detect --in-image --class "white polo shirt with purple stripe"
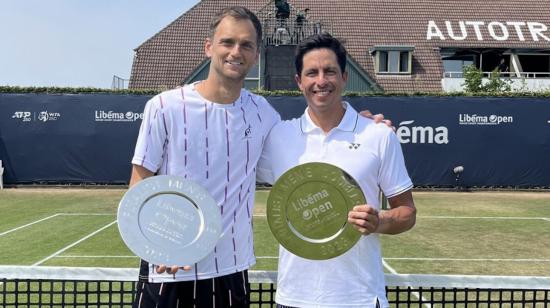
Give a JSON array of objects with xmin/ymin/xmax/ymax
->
[
  {"xmin": 132, "ymin": 82, "xmax": 280, "ymax": 282},
  {"xmin": 257, "ymin": 102, "xmax": 413, "ymax": 307}
]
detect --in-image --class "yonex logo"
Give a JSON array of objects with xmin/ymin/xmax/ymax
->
[
  {"xmin": 244, "ymin": 125, "xmax": 252, "ymax": 138},
  {"xmin": 349, "ymin": 143, "xmax": 361, "ymax": 149}
]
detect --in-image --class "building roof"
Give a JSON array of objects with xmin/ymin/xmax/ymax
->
[{"xmin": 129, "ymin": 0, "xmax": 550, "ymax": 92}]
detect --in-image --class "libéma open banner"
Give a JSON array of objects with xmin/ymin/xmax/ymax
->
[{"xmin": 1, "ymin": 93, "xmax": 548, "ymax": 188}]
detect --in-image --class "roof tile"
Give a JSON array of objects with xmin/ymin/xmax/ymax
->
[{"xmin": 129, "ymin": 0, "xmax": 550, "ymax": 92}]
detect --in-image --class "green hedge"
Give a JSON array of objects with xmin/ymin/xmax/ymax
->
[
  {"xmin": 1, "ymin": 85, "xmax": 550, "ymax": 98},
  {"xmin": 0, "ymin": 86, "xmax": 159, "ymax": 95}
]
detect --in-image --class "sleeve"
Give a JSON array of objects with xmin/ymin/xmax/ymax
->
[
  {"xmin": 256, "ymin": 125, "xmax": 277, "ymax": 185},
  {"xmin": 131, "ymin": 96, "xmax": 168, "ymax": 173},
  {"xmin": 256, "ymin": 98, "xmax": 281, "ymax": 184},
  {"xmin": 378, "ymin": 128, "xmax": 414, "ymax": 198}
]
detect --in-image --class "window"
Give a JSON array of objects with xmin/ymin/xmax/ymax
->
[
  {"xmin": 372, "ymin": 46, "xmax": 414, "ymax": 74},
  {"xmin": 245, "ymin": 59, "xmax": 261, "ymax": 89},
  {"xmin": 442, "ymin": 59, "xmax": 474, "ymax": 73},
  {"xmin": 379, "ymin": 52, "xmax": 388, "ymax": 73},
  {"xmin": 442, "ymin": 56, "xmax": 474, "ymax": 78},
  {"xmin": 246, "ymin": 63, "xmax": 260, "ymax": 79}
]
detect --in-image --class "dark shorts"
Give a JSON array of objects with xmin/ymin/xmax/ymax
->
[{"xmin": 133, "ymin": 270, "xmax": 250, "ymax": 308}]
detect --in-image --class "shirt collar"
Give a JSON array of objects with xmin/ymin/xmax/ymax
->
[{"xmin": 300, "ymin": 101, "xmax": 359, "ymax": 134}]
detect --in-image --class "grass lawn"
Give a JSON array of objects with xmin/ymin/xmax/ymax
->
[{"xmin": 1, "ymin": 188, "xmax": 549, "ymax": 276}]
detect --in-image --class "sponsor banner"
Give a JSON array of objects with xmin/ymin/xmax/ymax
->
[
  {"xmin": 426, "ymin": 20, "xmax": 550, "ymax": 42},
  {"xmin": 0, "ymin": 93, "xmax": 152, "ymax": 184},
  {"xmin": 94, "ymin": 110, "xmax": 143, "ymax": 122},
  {"xmin": 0, "ymin": 94, "xmax": 549, "ymax": 187},
  {"xmin": 12, "ymin": 110, "xmax": 62, "ymax": 122},
  {"xmin": 458, "ymin": 114, "xmax": 513, "ymax": 125},
  {"xmin": 270, "ymin": 95, "xmax": 550, "ymax": 187}
]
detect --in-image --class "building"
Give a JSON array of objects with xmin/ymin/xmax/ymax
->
[{"xmin": 129, "ymin": 0, "xmax": 550, "ymax": 93}]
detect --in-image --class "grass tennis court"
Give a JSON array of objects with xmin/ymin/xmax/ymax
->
[{"xmin": 1, "ymin": 188, "xmax": 549, "ymax": 276}]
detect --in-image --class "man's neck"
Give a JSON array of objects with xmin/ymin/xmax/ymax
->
[
  {"xmin": 307, "ymin": 102, "xmax": 346, "ymax": 134},
  {"xmin": 196, "ymin": 75, "xmax": 243, "ymax": 104}
]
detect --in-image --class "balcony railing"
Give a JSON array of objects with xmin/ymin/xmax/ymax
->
[
  {"xmin": 112, "ymin": 75, "xmax": 129, "ymax": 90},
  {"xmin": 442, "ymin": 73, "xmax": 550, "ymax": 92},
  {"xmin": 256, "ymin": 1, "xmax": 331, "ymax": 46},
  {"xmin": 263, "ymin": 18, "xmax": 325, "ymax": 46},
  {"xmin": 444, "ymin": 71, "xmax": 550, "ymax": 78}
]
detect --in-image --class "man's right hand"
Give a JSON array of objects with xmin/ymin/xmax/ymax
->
[
  {"xmin": 155, "ymin": 264, "xmax": 192, "ymax": 274},
  {"xmin": 359, "ymin": 110, "xmax": 394, "ymax": 131}
]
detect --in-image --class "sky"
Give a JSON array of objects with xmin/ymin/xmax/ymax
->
[{"xmin": 0, "ymin": 0, "xmax": 200, "ymax": 89}]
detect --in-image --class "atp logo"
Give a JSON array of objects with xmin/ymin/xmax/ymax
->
[
  {"xmin": 348, "ymin": 143, "xmax": 361, "ymax": 149},
  {"xmin": 12, "ymin": 111, "xmax": 32, "ymax": 122}
]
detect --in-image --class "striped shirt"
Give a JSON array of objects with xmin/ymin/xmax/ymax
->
[{"xmin": 132, "ymin": 82, "xmax": 280, "ymax": 282}]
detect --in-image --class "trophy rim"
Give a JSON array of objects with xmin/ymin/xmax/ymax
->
[
  {"xmin": 117, "ymin": 175, "xmax": 221, "ymax": 266},
  {"xmin": 267, "ymin": 162, "xmax": 365, "ymax": 260}
]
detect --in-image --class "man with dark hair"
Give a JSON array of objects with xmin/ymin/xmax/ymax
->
[
  {"xmin": 130, "ymin": 6, "xmax": 392, "ymax": 307},
  {"xmin": 258, "ymin": 33, "xmax": 416, "ymax": 307},
  {"xmin": 295, "ymin": 8, "xmax": 309, "ymax": 40},
  {"xmin": 130, "ymin": 6, "xmax": 279, "ymax": 308},
  {"xmin": 497, "ymin": 58, "xmax": 509, "ymax": 73}
]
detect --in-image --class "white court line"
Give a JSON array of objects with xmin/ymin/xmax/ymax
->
[
  {"xmin": 257, "ymin": 256, "xmax": 550, "ymax": 262},
  {"xmin": 384, "ymin": 257, "xmax": 550, "ymax": 262},
  {"xmin": 383, "ymin": 259, "xmax": 431, "ymax": 307},
  {"xmin": 0, "ymin": 214, "xmax": 60, "ymax": 237},
  {"xmin": 57, "ymin": 255, "xmax": 138, "ymax": 258},
  {"xmin": 55, "ymin": 255, "xmax": 279, "ymax": 259},
  {"xmin": 32, "ymin": 220, "xmax": 117, "ymax": 266},
  {"xmin": 57, "ymin": 213, "xmax": 113, "ymax": 216},
  {"xmin": 0, "ymin": 213, "xmax": 114, "ymax": 237},
  {"xmin": 253, "ymin": 214, "xmax": 549, "ymax": 220},
  {"xmin": 420, "ymin": 216, "xmax": 548, "ymax": 220},
  {"xmin": 52, "ymin": 255, "xmax": 550, "ymax": 262}
]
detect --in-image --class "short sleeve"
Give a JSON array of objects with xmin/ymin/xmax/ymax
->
[
  {"xmin": 256, "ymin": 126, "xmax": 277, "ymax": 185},
  {"xmin": 378, "ymin": 129, "xmax": 413, "ymax": 198},
  {"xmin": 131, "ymin": 96, "xmax": 168, "ymax": 173}
]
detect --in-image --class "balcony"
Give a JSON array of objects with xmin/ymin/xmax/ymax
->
[{"xmin": 256, "ymin": 1, "xmax": 330, "ymax": 46}]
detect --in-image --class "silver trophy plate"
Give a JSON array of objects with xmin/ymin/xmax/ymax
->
[
  {"xmin": 117, "ymin": 175, "xmax": 221, "ymax": 265},
  {"xmin": 267, "ymin": 162, "xmax": 365, "ymax": 260}
]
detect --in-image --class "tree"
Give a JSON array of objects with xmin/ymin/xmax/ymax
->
[{"xmin": 462, "ymin": 65, "xmax": 511, "ymax": 93}]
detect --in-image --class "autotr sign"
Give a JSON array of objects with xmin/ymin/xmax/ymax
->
[{"xmin": 427, "ymin": 21, "xmax": 550, "ymax": 42}]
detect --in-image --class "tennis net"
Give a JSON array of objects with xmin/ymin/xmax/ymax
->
[{"xmin": 1, "ymin": 265, "xmax": 549, "ymax": 307}]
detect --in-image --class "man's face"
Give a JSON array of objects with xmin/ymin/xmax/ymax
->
[
  {"xmin": 205, "ymin": 16, "xmax": 259, "ymax": 83},
  {"xmin": 296, "ymin": 48, "xmax": 347, "ymax": 111}
]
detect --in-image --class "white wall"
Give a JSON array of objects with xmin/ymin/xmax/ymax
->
[{"xmin": 442, "ymin": 78, "xmax": 550, "ymax": 92}]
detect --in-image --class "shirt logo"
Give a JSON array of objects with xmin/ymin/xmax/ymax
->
[
  {"xmin": 349, "ymin": 143, "xmax": 361, "ymax": 149},
  {"xmin": 244, "ymin": 125, "xmax": 252, "ymax": 138}
]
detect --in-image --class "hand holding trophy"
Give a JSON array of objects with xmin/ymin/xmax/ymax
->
[{"xmin": 117, "ymin": 175, "xmax": 221, "ymax": 269}]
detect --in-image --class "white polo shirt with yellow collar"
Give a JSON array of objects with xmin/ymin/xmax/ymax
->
[{"xmin": 257, "ymin": 102, "xmax": 413, "ymax": 308}]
